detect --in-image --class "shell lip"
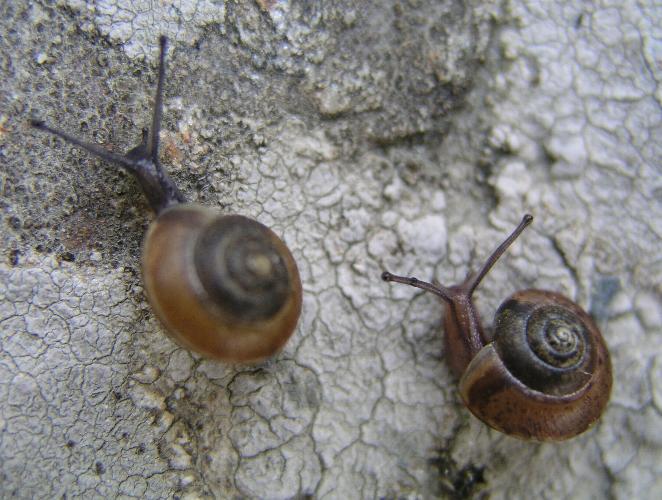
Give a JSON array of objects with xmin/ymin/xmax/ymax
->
[
  {"xmin": 459, "ymin": 344, "xmax": 594, "ymax": 406},
  {"xmin": 458, "ymin": 339, "xmax": 612, "ymax": 441}
]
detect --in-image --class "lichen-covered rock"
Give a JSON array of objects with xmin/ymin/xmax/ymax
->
[{"xmin": 1, "ymin": 0, "xmax": 660, "ymax": 498}]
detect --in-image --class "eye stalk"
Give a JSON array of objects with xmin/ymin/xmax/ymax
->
[{"xmin": 31, "ymin": 36, "xmax": 184, "ymax": 214}]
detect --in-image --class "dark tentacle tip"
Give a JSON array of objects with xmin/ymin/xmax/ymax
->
[
  {"xmin": 381, "ymin": 271, "xmax": 393, "ymax": 282},
  {"xmin": 523, "ymin": 214, "xmax": 534, "ymax": 224},
  {"xmin": 159, "ymin": 35, "xmax": 167, "ymax": 49}
]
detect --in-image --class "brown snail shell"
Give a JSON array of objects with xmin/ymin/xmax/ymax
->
[
  {"xmin": 459, "ymin": 290, "xmax": 611, "ymax": 440},
  {"xmin": 382, "ymin": 215, "xmax": 613, "ymax": 441},
  {"xmin": 143, "ymin": 206, "xmax": 301, "ymax": 362},
  {"xmin": 31, "ymin": 37, "xmax": 302, "ymax": 362}
]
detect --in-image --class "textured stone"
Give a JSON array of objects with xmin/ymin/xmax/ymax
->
[{"xmin": 1, "ymin": 0, "xmax": 660, "ymax": 498}]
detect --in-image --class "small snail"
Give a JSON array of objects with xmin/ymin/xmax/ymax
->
[
  {"xmin": 31, "ymin": 37, "xmax": 302, "ymax": 363},
  {"xmin": 382, "ymin": 215, "xmax": 612, "ymax": 441}
]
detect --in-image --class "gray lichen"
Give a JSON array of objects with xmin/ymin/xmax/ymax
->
[{"xmin": 1, "ymin": 0, "xmax": 661, "ymax": 498}]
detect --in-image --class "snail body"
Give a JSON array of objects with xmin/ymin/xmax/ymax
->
[
  {"xmin": 31, "ymin": 37, "xmax": 302, "ymax": 362},
  {"xmin": 382, "ymin": 215, "xmax": 612, "ymax": 441}
]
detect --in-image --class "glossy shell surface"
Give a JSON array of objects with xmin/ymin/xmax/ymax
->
[
  {"xmin": 142, "ymin": 205, "xmax": 302, "ymax": 362},
  {"xmin": 458, "ymin": 290, "xmax": 612, "ymax": 440}
]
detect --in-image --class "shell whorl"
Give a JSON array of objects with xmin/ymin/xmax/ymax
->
[
  {"xmin": 194, "ymin": 215, "xmax": 291, "ymax": 322},
  {"xmin": 493, "ymin": 290, "xmax": 596, "ymax": 396}
]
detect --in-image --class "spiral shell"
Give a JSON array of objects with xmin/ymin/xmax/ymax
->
[
  {"xmin": 459, "ymin": 290, "xmax": 612, "ymax": 440},
  {"xmin": 143, "ymin": 205, "xmax": 302, "ymax": 362}
]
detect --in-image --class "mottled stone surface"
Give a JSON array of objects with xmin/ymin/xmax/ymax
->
[{"xmin": 1, "ymin": 0, "xmax": 660, "ymax": 498}]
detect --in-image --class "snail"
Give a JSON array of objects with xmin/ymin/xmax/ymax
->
[
  {"xmin": 382, "ymin": 215, "xmax": 612, "ymax": 441},
  {"xmin": 30, "ymin": 36, "xmax": 302, "ymax": 363}
]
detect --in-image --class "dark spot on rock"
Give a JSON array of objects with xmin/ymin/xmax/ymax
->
[
  {"xmin": 575, "ymin": 13, "xmax": 585, "ymax": 29},
  {"xmin": 8, "ymin": 249, "xmax": 20, "ymax": 266},
  {"xmin": 453, "ymin": 464, "xmax": 485, "ymax": 499},
  {"xmin": 59, "ymin": 251, "xmax": 76, "ymax": 262},
  {"xmin": 95, "ymin": 461, "xmax": 105, "ymax": 475},
  {"xmin": 7, "ymin": 215, "xmax": 21, "ymax": 230},
  {"xmin": 429, "ymin": 450, "xmax": 486, "ymax": 499}
]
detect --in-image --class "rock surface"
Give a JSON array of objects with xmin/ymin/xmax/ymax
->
[{"xmin": 1, "ymin": 0, "xmax": 660, "ymax": 498}]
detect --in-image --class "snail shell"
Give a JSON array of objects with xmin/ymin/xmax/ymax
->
[
  {"xmin": 459, "ymin": 290, "xmax": 612, "ymax": 440},
  {"xmin": 382, "ymin": 215, "xmax": 613, "ymax": 441},
  {"xmin": 143, "ymin": 205, "xmax": 302, "ymax": 362}
]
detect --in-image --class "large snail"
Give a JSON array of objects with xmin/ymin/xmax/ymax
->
[
  {"xmin": 31, "ymin": 37, "xmax": 302, "ymax": 363},
  {"xmin": 382, "ymin": 215, "xmax": 612, "ymax": 440}
]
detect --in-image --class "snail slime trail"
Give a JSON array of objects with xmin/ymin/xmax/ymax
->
[
  {"xmin": 31, "ymin": 37, "xmax": 302, "ymax": 363},
  {"xmin": 382, "ymin": 215, "xmax": 612, "ymax": 441}
]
